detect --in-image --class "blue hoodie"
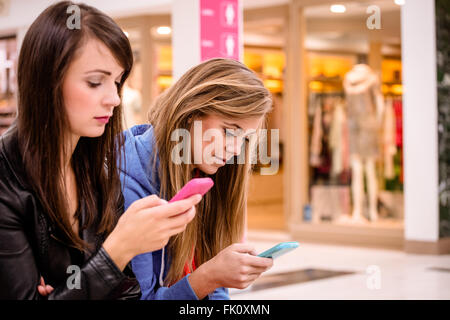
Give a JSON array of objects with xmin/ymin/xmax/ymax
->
[{"xmin": 119, "ymin": 124, "xmax": 229, "ymax": 300}]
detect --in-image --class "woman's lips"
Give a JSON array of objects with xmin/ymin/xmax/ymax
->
[
  {"xmin": 94, "ymin": 116, "xmax": 110, "ymax": 124},
  {"xmin": 214, "ymin": 156, "xmax": 226, "ymax": 165}
]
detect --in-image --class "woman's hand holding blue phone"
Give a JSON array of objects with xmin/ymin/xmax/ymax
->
[
  {"xmin": 188, "ymin": 243, "xmax": 274, "ymax": 297},
  {"xmin": 257, "ymin": 241, "xmax": 300, "ymax": 259}
]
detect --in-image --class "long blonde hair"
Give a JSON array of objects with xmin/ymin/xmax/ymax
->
[{"xmin": 148, "ymin": 58, "xmax": 272, "ymax": 285}]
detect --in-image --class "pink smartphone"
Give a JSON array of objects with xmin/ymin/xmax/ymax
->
[{"xmin": 169, "ymin": 177, "xmax": 214, "ymax": 203}]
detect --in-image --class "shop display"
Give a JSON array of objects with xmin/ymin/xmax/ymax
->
[
  {"xmin": 383, "ymin": 96, "xmax": 403, "ymax": 191},
  {"xmin": 309, "ymin": 94, "xmax": 350, "ymax": 184},
  {"xmin": 311, "ymin": 185, "xmax": 351, "ymax": 223},
  {"xmin": 307, "ymin": 56, "xmax": 404, "ymax": 226},
  {"xmin": 343, "ymin": 64, "xmax": 384, "ymax": 223}
]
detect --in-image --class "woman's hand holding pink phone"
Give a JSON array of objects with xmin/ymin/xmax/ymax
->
[{"xmin": 169, "ymin": 178, "xmax": 214, "ymax": 203}]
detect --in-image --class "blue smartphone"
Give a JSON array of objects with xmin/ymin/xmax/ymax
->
[{"xmin": 257, "ymin": 241, "xmax": 299, "ymax": 259}]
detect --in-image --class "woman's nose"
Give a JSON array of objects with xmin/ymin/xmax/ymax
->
[
  {"xmin": 103, "ymin": 84, "xmax": 121, "ymax": 108},
  {"xmin": 226, "ymin": 136, "xmax": 244, "ymax": 156}
]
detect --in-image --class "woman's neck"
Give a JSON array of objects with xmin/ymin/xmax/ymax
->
[
  {"xmin": 62, "ymin": 133, "xmax": 81, "ymax": 234},
  {"xmin": 63, "ymin": 133, "xmax": 80, "ymax": 172}
]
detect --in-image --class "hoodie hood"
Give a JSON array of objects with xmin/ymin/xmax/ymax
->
[
  {"xmin": 120, "ymin": 124, "xmax": 169, "ymax": 287},
  {"xmin": 120, "ymin": 124, "xmax": 161, "ymax": 209}
]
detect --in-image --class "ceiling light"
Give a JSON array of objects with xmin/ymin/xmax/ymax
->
[
  {"xmin": 157, "ymin": 26, "xmax": 172, "ymax": 35},
  {"xmin": 394, "ymin": 0, "xmax": 405, "ymax": 5},
  {"xmin": 330, "ymin": 4, "xmax": 346, "ymax": 13}
]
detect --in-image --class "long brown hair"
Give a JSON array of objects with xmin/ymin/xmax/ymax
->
[
  {"xmin": 16, "ymin": 1, "xmax": 133, "ymax": 251},
  {"xmin": 149, "ymin": 58, "xmax": 272, "ymax": 285}
]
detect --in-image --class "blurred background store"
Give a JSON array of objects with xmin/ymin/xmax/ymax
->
[{"xmin": 0, "ymin": 0, "xmax": 449, "ymax": 299}]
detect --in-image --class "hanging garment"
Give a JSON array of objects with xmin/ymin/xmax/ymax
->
[
  {"xmin": 330, "ymin": 102, "xmax": 345, "ymax": 176},
  {"xmin": 343, "ymin": 64, "xmax": 383, "ymax": 159},
  {"xmin": 393, "ymin": 99, "xmax": 403, "ymax": 147},
  {"xmin": 393, "ymin": 98, "xmax": 404, "ymax": 183},
  {"xmin": 310, "ymin": 102, "xmax": 323, "ymax": 167},
  {"xmin": 318, "ymin": 98, "xmax": 333, "ymax": 176},
  {"xmin": 341, "ymin": 109, "xmax": 350, "ymax": 173},
  {"xmin": 383, "ymin": 98, "xmax": 397, "ymax": 179}
]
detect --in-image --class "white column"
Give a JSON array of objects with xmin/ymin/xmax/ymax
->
[
  {"xmin": 172, "ymin": 0, "xmax": 200, "ymax": 81},
  {"xmin": 402, "ymin": 0, "xmax": 439, "ymax": 242},
  {"xmin": 171, "ymin": 0, "xmax": 242, "ymax": 80}
]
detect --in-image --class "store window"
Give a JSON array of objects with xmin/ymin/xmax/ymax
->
[
  {"xmin": 120, "ymin": 27, "xmax": 143, "ymax": 129},
  {"xmin": 155, "ymin": 45, "xmax": 173, "ymax": 94},
  {"xmin": 118, "ymin": 18, "xmax": 172, "ymax": 128},
  {"xmin": 244, "ymin": 48, "xmax": 285, "ymax": 168},
  {"xmin": 304, "ymin": 1, "xmax": 404, "ymax": 229},
  {"xmin": 0, "ymin": 36, "xmax": 17, "ymax": 136},
  {"xmin": 242, "ymin": 44, "xmax": 286, "ymax": 231}
]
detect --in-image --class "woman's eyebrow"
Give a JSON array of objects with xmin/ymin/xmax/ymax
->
[
  {"xmin": 85, "ymin": 69, "xmax": 124, "ymax": 81},
  {"xmin": 223, "ymin": 121, "xmax": 242, "ymax": 130},
  {"xmin": 84, "ymin": 69, "xmax": 111, "ymax": 75},
  {"xmin": 223, "ymin": 121, "xmax": 256, "ymax": 136}
]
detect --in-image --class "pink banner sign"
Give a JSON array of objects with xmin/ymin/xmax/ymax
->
[{"xmin": 200, "ymin": 0, "xmax": 240, "ymax": 61}]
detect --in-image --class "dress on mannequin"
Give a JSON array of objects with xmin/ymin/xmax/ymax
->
[{"xmin": 343, "ymin": 64, "xmax": 384, "ymax": 223}]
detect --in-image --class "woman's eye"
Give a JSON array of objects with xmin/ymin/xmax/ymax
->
[
  {"xmin": 87, "ymin": 81, "xmax": 101, "ymax": 88},
  {"xmin": 224, "ymin": 128, "xmax": 235, "ymax": 136}
]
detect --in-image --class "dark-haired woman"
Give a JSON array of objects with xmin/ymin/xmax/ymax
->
[{"xmin": 0, "ymin": 1, "xmax": 200, "ymax": 300}]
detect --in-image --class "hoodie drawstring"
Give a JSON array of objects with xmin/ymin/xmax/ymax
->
[{"xmin": 159, "ymin": 247, "xmax": 165, "ymax": 287}]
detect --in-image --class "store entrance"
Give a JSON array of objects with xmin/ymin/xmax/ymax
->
[
  {"xmin": 244, "ymin": 0, "xmax": 405, "ymax": 248},
  {"xmin": 286, "ymin": 0, "xmax": 405, "ymax": 249},
  {"xmin": 243, "ymin": 10, "xmax": 286, "ymax": 231},
  {"xmin": 304, "ymin": 1, "xmax": 403, "ymax": 225}
]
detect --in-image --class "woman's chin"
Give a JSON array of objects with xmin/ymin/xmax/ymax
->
[
  {"xmin": 78, "ymin": 127, "xmax": 106, "ymax": 138},
  {"xmin": 196, "ymin": 163, "xmax": 220, "ymax": 175}
]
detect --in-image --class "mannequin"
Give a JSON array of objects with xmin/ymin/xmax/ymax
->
[{"xmin": 343, "ymin": 64, "xmax": 384, "ymax": 223}]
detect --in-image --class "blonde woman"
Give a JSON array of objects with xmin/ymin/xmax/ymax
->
[{"xmin": 120, "ymin": 58, "xmax": 274, "ymax": 300}]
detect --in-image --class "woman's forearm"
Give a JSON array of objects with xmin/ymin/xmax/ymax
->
[
  {"xmin": 187, "ymin": 263, "xmax": 219, "ymax": 300},
  {"xmin": 47, "ymin": 247, "xmax": 129, "ymax": 299},
  {"xmin": 102, "ymin": 231, "xmax": 134, "ymax": 272}
]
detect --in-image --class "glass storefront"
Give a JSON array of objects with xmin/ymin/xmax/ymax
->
[{"xmin": 0, "ymin": 36, "xmax": 17, "ymax": 135}]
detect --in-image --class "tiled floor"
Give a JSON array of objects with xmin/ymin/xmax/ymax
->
[{"xmin": 230, "ymin": 230, "xmax": 450, "ymax": 300}]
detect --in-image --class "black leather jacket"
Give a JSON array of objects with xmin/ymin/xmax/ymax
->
[{"xmin": 0, "ymin": 129, "xmax": 141, "ymax": 299}]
